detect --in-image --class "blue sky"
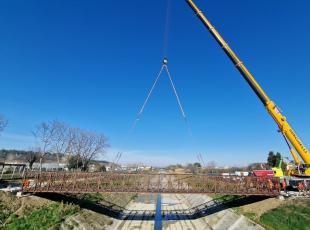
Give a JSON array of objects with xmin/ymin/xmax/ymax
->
[{"xmin": 0, "ymin": 0, "xmax": 309, "ymax": 166}]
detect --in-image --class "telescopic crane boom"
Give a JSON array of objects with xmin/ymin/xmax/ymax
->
[{"xmin": 186, "ymin": 0, "xmax": 310, "ymax": 175}]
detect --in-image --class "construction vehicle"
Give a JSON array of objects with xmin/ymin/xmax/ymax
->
[
  {"xmin": 186, "ymin": 0, "xmax": 310, "ymax": 177},
  {"xmin": 252, "ymin": 170, "xmax": 274, "ymax": 177},
  {"xmin": 272, "ymin": 156, "xmax": 308, "ymax": 177},
  {"xmin": 272, "ymin": 157, "xmax": 285, "ymax": 177}
]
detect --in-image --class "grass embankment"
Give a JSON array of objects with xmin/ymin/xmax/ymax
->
[
  {"xmin": 76, "ymin": 192, "xmax": 137, "ymax": 209},
  {"xmin": 209, "ymin": 194, "xmax": 310, "ymax": 230},
  {"xmin": 211, "ymin": 194, "xmax": 240, "ymax": 202},
  {"xmin": 0, "ymin": 191, "xmax": 79, "ymax": 229},
  {"xmin": 63, "ymin": 192, "xmax": 137, "ymax": 228},
  {"xmin": 235, "ymin": 199, "xmax": 310, "ymax": 230},
  {"xmin": 0, "ymin": 200, "xmax": 13, "ymax": 226},
  {"xmin": 0, "ymin": 191, "xmax": 21, "ymax": 226},
  {"xmin": 1, "ymin": 191, "xmax": 137, "ymax": 229},
  {"xmin": 256, "ymin": 202, "xmax": 310, "ymax": 230},
  {"xmin": 3, "ymin": 203, "xmax": 79, "ymax": 230}
]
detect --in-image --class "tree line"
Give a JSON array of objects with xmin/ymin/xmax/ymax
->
[
  {"xmin": 32, "ymin": 120, "xmax": 109, "ymax": 171},
  {"xmin": 0, "ymin": 149, "xmax": 63, "ymax": 169},
  {"xmin": 0, "ymin": 115, "xmax": 109, "ymax": 172},
  {"xmin": 0, "ymin": 113, "xmax": 289, "ymax": 172},
  {"xmin": 166, "ymin": 151, "xmax": 287, "ymax": 174}
]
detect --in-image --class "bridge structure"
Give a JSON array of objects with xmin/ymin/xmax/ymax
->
[
  {"xmin": 0, "ymin": 162, "xmax": 26, "ymax": 180},
  {"xmin": 22, "ymin": 172, "xmax": 280, "ymax": 196}
]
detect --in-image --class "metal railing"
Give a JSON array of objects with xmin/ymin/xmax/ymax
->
[{"xmin": 22, "ymin": 172, "xmax": 280, "ymax": 196}]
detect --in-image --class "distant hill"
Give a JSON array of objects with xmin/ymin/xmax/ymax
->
[
  {"xmin": 0, "ymin": 149, "xmax": 111, "ymax": 165},
  {"xmin": 0, "ymin": 149, "xmax": 65, "ymax": 163}
]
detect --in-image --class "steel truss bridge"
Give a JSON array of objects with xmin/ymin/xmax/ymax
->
[{"xmin": 22, "ymin": 172, "xmax": 280, "ymax": 196}]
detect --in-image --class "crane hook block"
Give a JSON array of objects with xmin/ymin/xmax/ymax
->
[{"xmin": 163, "ymin": 58, "xmax": 168, "ymax": 65}]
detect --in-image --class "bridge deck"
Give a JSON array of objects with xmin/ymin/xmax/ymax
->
[{"xmin": 22, "ymin": 172, "xmax": 280, "ymax": 196}]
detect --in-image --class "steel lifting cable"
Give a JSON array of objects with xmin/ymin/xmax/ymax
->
[
  {"xmin": 137, "ymin": 65, "xmax": 165, "ymax": 119},
  {"xmin": 131, "ymin": 60, "xmax": 192, "ymax": 137},
  {"xmin": 130, "ymin": 65, "xmax": 165, "ymax": 132},
  {"xmin": 165, "ymin": 64, "xmax": 186, "ymax": 119},
  {"xmin": 164, "ymin": 64, "xmax": 193, "ymax": 137},
  {"xmin": 130, "ymin": 0, "xmax": 193, "ymax": 137},
  {"xmin": 163, "ymin": 0, "xmax": 171, "ymax": 57}
]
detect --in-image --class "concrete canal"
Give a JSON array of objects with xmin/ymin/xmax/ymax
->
[{"xmin": 111, "ymin": 194, "xmax": 264, "ymax": 230}]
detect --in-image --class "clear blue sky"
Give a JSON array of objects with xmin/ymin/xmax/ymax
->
[{"xmin": 0, "ymin": 0, "xmax": 309, "ymax": 166}]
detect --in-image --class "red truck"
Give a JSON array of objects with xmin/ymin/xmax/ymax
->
[{"xmin": 252, "ymin": 170, "xmax": 275, "ymax": 177}]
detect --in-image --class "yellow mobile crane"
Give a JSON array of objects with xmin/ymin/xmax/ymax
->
[{"xmin": 186, "ymin": 0, "xmax": 310, "ymax": 176}]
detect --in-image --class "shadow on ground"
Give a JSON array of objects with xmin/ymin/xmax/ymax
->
[{"xmin": 36, "ymin": 193, "xmax": 269, "ymax": 221}]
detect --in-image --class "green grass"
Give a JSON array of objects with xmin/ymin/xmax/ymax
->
[
  {"xmin": 212, "ymin": 194, "xmax": 240, "ymax": 203},
  {"xmin": 243, "ymin": 211, "xmax": 258, "ymax": 221},
  {"xmin": 0, "ymin": 202, "xmax": 12, "ymax": 226},
  {"xmin": 260, "ymin": 204, "xmax": 310, "ymax": 230},
  {"xmin": 3, "ymin": 203, "xmax": 80, "ymax": 230},
  {"xmin": 80, "ymin": 192, "xmax": 104, "ymax": 203},
  {"xmin": 0, "ymin": 192, "xmax": 20, "ymax": 226},
  {"xmin": 0, "ymin": 174, "xmax": 23, "ymax": 180},
  {"xmin": 76, "ymin": 192, "xmax": 137, "ymax": 208},
  {"xmin": 221, "ymin": 195, "xmax": 310, "ymax": 230}
]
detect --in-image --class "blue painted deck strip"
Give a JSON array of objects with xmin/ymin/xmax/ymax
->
[{"xmin": 154, "ymin": 193, "xmax": 162, "ymax": 230}]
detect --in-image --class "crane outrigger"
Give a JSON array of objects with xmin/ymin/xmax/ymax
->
[{"xmin": 186, "ymin": 0, "xmax": 310, "ymax": 176}]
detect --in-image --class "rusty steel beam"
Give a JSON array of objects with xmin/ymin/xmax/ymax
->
[{"xmin": 22, "ymin": 172, "xmax": 280, "ymax": 196}]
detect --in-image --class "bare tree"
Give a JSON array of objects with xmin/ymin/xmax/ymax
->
[
  {"xmin": 70, "ymin": 128, "xmax": 86, "ymax": 170},
  {"xmin": 80, "ymin": 131, "xmax": 108, "ymax": 171},
  {"xmin": 26, "ymin": 149, "xmax": 39, "ymax": 170},
  {"xmin": 32, "ymin": 120, "xmax": 109, "ymax": 172},
  {"xmin": 65, "ymin": 127, "xmax": 77, "ymax": 157},
  {"xmin": 32, "ymin": 122, "xmax": 56, "ymax": 171},
  {"xmin": 50, "ymin": 120, "xmax": 70, "ymax": 166},
  {"xmin": 69, "ymin": 129, "xmax": 108, "ymax": 171},
  {"xmin": 0, "ymin": 115, "xmax": 8, "ymax": 133},
  {"xmin": 205, "ymin": 161, "xmax": 217, "ymax": 174}
]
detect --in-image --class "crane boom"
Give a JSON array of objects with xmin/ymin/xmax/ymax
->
[{"xmin": 186, "ymin": 0, "xmax": 310, "ymax": 170}]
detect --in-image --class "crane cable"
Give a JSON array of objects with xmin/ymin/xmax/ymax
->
[
  {"xmin": 163, "ymin": 0, "xmax": 171, "ymax": 58},
  {"xmin": 131, "ymin": 59, "xmax": 192, "ymax": 137},
  {"xmin": 164, "ymin": 63, "xmax": 192, "ymax": 136},
  {"xmin": 165, "ymin": 64, "xmax": 186, "ymax": 119},
  {"xmin": 130, "ymin": 65, "xmax": 165, "ymax": 132},
  {"xmin": 136, "ymin": 65, "xmax": 164, "ymax": 120},
  {"xmin": 130, "ymin": 0, "xmax": 192, "ymax": 137}
]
